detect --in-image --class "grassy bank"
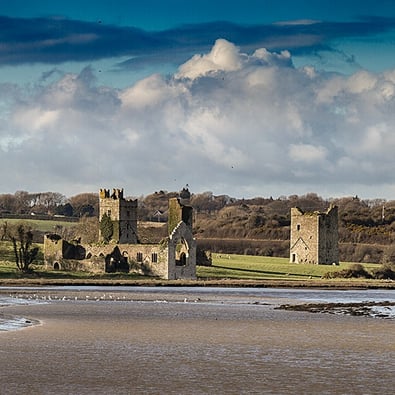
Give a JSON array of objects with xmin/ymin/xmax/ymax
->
[
  {"xmin": 198, "ymin": 254, "xmax": 380, "ymax": 280},
  {"xmin": 0, "ymin": 253, "xmax": 393, "ymax": 288},
  {"xmin": 0, "ymin": 218, "xmax": 76, "ymax": 233}
]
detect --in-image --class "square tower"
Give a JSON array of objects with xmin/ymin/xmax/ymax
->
[
  {"xmin": 167, "ymin": 187, "xmax": 193, "ymax": 235},
  {"xmin": 99, "ymin": 188, "xmax": 138, "ymax": 244},
  {"xmin": 290, "ymin": 205, "xmax": 339, "ymax": 265}
]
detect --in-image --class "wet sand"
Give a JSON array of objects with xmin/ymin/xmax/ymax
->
[{"xmin": 1, "ymin": 291, "xmax": 394, "ymax": 394}]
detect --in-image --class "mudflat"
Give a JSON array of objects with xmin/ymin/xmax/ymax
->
[{"xmin": 1, "ymin": 290, "xmax": 394, "ymax": 394}]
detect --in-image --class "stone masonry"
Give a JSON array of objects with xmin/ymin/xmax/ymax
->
[
  {"xmin": 99, "ymin": 188, "xmax": 138, "ymax": 244},
  {"xmin": 45, "ymin": 187, "xmax": 197, "ymax": 280},
  {"xmin": 290, "ymin": 205, "xmax": 339, "ymax": 265}
]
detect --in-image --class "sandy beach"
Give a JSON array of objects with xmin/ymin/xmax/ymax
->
[{"xmin": 0, "ymin": 287, "xmax": 394, "ymax": 394}]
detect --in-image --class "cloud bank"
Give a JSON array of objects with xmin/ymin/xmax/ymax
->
[
  {"xmin": 1, "ymin": 15, "xmax": 395, "ymax": 70},
  {"xmin": 1, "ymin": 39, "xmax": 395, "ymax": 198}
]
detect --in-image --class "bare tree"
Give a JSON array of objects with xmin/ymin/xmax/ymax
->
[
  {"xmin": 8, "ymin": 223, "xmax": 39, "ymax": 272},
  {"xmin": 69, "ymin": 193, "xmax": 99, "ymax": 217}
]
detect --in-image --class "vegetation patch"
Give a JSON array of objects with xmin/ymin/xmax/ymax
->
[
  {"xmin": 277, "ymin": 301, "xmax": 395, "ymax": 318},
  {"xmin": 323, "ymin": 263, "xmax": 395, "ymax": 280}
]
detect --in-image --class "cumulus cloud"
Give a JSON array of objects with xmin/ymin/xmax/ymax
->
[
  {"xmin": 176, "ymin": 39, "xmax": 243, "ymax": 79},
  {"xmin": 1, "ymin": 39, "xmax": 395, "ymax": 198}
]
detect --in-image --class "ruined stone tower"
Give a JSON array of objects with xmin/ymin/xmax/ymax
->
[
  {"xmin": 290, "ymin": 205, "xmax": 339, "ymax": 265},
  {"xmin": 168, "ymin": 187, "xmax": 193, "ymax": 235},
  {"xmin": 99, "ymin": 188, "xmax": 138, "ymax": 244},
  {"xmin": 166, "ymin": 187, "xmax": 196, "ymax": 274}
]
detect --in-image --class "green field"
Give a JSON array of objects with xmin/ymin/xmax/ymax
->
[
  {"xmin": 197, "ymin": 254, "xmax": 378, "ymax": 280},
  {"xmin": 0, "ymin": 218, "xmax": 386, "ymax": 283},
  {"xmin": 0, "ymin": 218, "xmax": 76, "ymax": 233},
  {"xmin": 0, "ymin": 239, "xmax": 381, "ymax": 282}
]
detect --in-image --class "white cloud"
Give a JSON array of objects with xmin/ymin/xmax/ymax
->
[
  {"xmin": 346, "ymin": 70, "xmax": 377, "ymax": 93},
  {"xmin": 12, "ymin": 107, "xmax": 59, "ymax": 133},
  {"xmin": 120, "ymin": 74, "xmax": 186, "ymax": 109},
  {"xmin": 289, "ymin": 144, "xmax": 327, "ymax": 163},
  {"xmin": 176, "ymin": 39, "xmax": 243, "ymax": 79},
  {"xmin": 1, "ymin": 40, "xmax": 395, "ymax": 198},
  {"xmin": 252, "ymin": 48, "xmax": 292, "ymax": 67}
]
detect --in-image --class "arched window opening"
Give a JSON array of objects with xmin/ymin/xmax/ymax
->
[{"xmin": 175, "ymin": 238, "xmax": 188, "ymax": 266}]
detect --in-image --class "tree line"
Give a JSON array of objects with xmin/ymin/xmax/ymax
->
[
  {"xmin": 2, "ymin": 189, "xmax": 395, "ymax": 263},
  {"xmin": 0, "ymin": 191, "xmax": 99, "ymax": 218}
]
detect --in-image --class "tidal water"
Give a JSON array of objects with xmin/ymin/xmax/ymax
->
[{"xmin": 0, "ymin": 287, "xmax": 394, "ymax": 394}]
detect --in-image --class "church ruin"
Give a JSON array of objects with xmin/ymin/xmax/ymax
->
[
  {"xmin": 289, "ymin": 205, "xmax": 339, "ymax": 265},
  {"xmin": 44, "ymin": 187, "xmax": 197, "ymax": 279}
]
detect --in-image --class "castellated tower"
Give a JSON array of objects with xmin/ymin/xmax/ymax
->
[
  {"xmin": 99, "ymin": 188, "xmax": 138, "ymax": 244},
  {"xmin": 168, "ymin": 187, "xmax": 193, "ymax": 235},
  {"xmin": 290, "ymin": 205, "xmax": 339, "ymax": 265}
]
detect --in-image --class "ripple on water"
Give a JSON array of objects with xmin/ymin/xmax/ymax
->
[
  {"xmin": 0, "ymin": 296, "xmax": 44, "ymax": 331},
  {"xmin": 0, "ymin": 315, "xmax": 39, "ymax": 331}
]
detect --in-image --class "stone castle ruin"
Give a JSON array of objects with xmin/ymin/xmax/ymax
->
[
  {"xmin": 44, "ymin": 189, "xmax": 339, "ymax": 274},
  {"xmin": 44, "ymin": 187, "xmax": 198, "ymax": 279},
  {"xmin": 289, "ymin": 205, "xmax": 339, "ymax": 265},
  {"xmin": 99, "ymin": 188, "xmax": 138, "ymax": 244}
]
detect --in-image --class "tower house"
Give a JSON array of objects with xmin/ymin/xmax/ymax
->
[
  {"xmin": 290, "ymin": 205, "xmax": 339, "ymax": 265},
  {"xmin": 99, "ymin": 188, "xmax": 138, "ymax": 244}
]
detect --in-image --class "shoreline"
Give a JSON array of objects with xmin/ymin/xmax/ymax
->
[
  {"xmin": 1, "ymin": 285, "xmax": 394, "ymax": 333},
  {"xmin": 1, "ymin": 277, "xmax": 394, "ymax": 289}
]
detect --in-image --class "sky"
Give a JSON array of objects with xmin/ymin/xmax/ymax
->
[{"xmin": 1, "ymin": 1, "xmax": 395, "ymax": 200}]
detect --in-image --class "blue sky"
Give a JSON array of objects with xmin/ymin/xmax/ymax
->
[{"xmin": 1, "ymin": 1, "xmax": 395, "ymax": 199}]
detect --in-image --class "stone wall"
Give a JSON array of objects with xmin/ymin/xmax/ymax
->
[
  {"xmin": 44, "ymin": 234, "xmax": 87, "ymax": 270},
  {"xmin": 167, "ymin": 221, "xmax": 196, "ymax": 280},
  {"xmin": 86, "ymin": 243, "xmax": 169, "ymax": 278},
  {"xmin": 44, "ymin": 187, "xmax": 197, "ymax": 280},
  {"xmin": 318, "ymin": 206, "xmax": 339, "ymax": 264},
  {"xmin": 99, "ymin": 188, "xmax": 138, "ymax": 244},
  {"xmin": 168, "ymin": 197, "xmax": 193, "ymax": 235},
  {"xmin": 290, "ymin": 206, "xmax": 339, "ymax": 265}
]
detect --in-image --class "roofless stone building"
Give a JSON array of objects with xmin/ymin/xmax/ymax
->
[
  {"xmin": 44, "ymin": 187, "xmax": 197, "ymax": 279},
  {"xmin": 290, "ymin": 205, "xmax": 339, "ymax": 265}
]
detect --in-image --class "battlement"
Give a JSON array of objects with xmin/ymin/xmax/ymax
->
[
  {"xmin": 99, "ymin": 188, "xmax": 124, "ymax": 200},
  {"xmin": 179, "ymin": 187, "xmax": 191, "ymax": 201}
]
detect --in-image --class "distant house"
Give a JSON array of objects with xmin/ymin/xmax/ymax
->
[
  {"xmin": 44, "ymin": 187, "xmax": 199, "ymax": 279},
  {"xmin": 289, "ymin": 205, "xmax": 339, "ymax": 265}
]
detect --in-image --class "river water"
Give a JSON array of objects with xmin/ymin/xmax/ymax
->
[{"xmin": 0, "ymin": 287, "xmax": 394, "ymax": 394}]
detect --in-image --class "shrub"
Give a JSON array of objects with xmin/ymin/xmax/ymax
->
[
  {"xmin": 7, "ymin": 223, "xmax": 39, "ymax": 272},
  {"xmin": 323, "ymin": 263, "xmax": 372, "ymax": 279},
  {"xmin": 371, "ymin": 263, "xmax": 395, "ymax": 280},
  {"xmin": 100, "ymin": 213, "xmax": 113, "ymax": 243},
  {"xmin": 381, "ymin": 245, "xmax": 395, "ymax": 264}
]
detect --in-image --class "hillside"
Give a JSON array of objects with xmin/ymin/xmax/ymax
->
[{"xmin": 2, "ymin": 190, "xmax": 395, "ymax": 263}]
